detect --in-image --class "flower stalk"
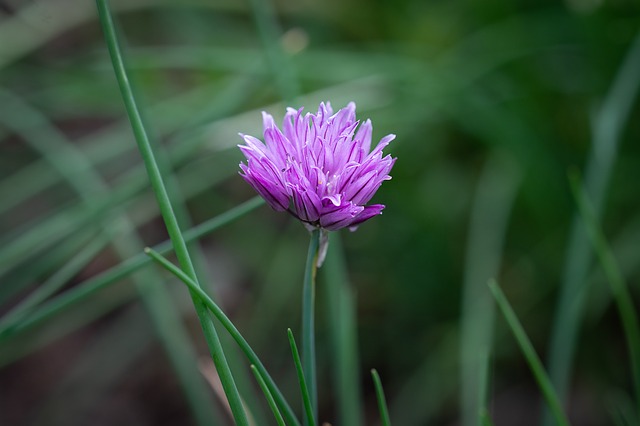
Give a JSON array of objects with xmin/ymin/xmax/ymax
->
[{"xmin": 302, "ymin": 228, "xmax": 321, "ymax": 424}]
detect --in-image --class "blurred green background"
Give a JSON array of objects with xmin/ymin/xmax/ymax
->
[{"xmin": 1, "ymin": 0, "xmax": 639, "ymax": 425}]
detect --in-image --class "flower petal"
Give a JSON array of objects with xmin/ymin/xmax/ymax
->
[
  {"xmin": 319, "ymin": 200, "xmax": 364, "ymax": 231},
  {"xmin": 240, "ymin": 167, "xmax": 289, "ymax": 211},
  {"xmin": 291, "ymin": 186, "xmax": 322, "ymax": 222},
  {"xmin": 348, "ymin": 204, "xmax": 385, "ymax": 231}
]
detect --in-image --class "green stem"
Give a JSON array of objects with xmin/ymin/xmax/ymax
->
[
  {"xmin": 250, "ymin": 365, "xmax": 286, "ymax": 426},
  {"xmin": 145, "ymin": 248, "xmax": 301, "ymax": 426},
  {"xmin": 288, "ymin": 329, "xmax": 316, "ymax": 426},
  {"xmin": 489, "ymin": 280, "xmax": 570, "ymax": 426},
  {"xmin": 95, "ymin": 1, "xmax": 247, "ymax": 425},
  {"xmin": 371, "ymin": 369, "xmax": 392, "ymax": 426},
  {"xmin": 569, "ymin": 173, "xmax": 640, "ymax": 418},
  {"xmin": 302, "ymin": 229, "xmax": 321, "ymax": 424}
]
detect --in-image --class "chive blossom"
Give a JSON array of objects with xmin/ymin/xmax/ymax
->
[{"xmin": 238, "ymin": 102, "xmax": 395, "ymax": 232}]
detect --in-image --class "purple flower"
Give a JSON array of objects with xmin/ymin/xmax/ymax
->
[{"xmin": 238, "ymin": 101, "xmax": 395, "ymax": 231}]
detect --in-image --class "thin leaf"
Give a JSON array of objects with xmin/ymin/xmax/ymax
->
[
  {"xmin": 288, "ymin": 328, "xmax": 316, "ymax": 426},
  {"xmin": 250, "ymin": 365, "xmax": 286, "ymax": 426},
  {"xmin": 570, "ymin": 172, "xmax": 640, "ymax": 417},
  {"xmin": 489, "ymin": 280, "xmax": 570, "ymax": 426},
  {"xmin": 145, "ymin": 247, "xmax": 301, "ymax": 426},
  {"xmin": 371, "ymin": 369, "xmax": 392, "ymax": 426}
]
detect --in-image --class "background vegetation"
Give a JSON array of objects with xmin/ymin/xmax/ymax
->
[{"xmin": 1, "ymin": 0, "xmax": 639, "ymax": 425}]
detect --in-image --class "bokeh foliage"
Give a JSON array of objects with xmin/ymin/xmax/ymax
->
[{"xmin": 1, "ymin": 0, "xmax": 639, "ymax": 425}]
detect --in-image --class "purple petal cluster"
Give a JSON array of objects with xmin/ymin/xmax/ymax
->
[{"xmin": 238, "ymin": 102, "xmax": 395, "ymax": 231}]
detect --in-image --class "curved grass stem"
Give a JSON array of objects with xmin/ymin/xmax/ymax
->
[
  {"xmin": 250, "ymin": 365, "xmax": 286, "ymax": 426},
  {"xmin": 372, "ymin": 369, "xmax": 392, "ymax": 426},
  {"xmin": 288, "ymin": 329, "xmax": 316, "ymax": 426},
  {"xmin": 145, "ymin": 247, "xmax": 301, "ymax": 426},
  {"xmin": 570, "ymin": 173, "xmax": 640, "ymax": 418},
  {"xmin": 489, "ymin": 280, "xmax": 570, "ymax": 426}
]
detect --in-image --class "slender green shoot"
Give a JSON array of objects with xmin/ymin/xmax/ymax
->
[
  {"xmin": 488, "ymin": 280, "xmax": 570, "ymax": 426},
  {"xmin": 250, "ymin": 365, "xmax": 286, "ymax": 426},
  {"xmin": 569, "ymin": 172, "xmax": 640, "ymax": 417},
  {"xmin": 371, "ymin": 369, "xmax": 392, "ymax": 426},
  {"xmin": 302, "ymin": 229, "xmax": 321, "ymax": 423},
  {"xmin": 288, "ymin": 328, "xmax": 316, "ymax": 426},
  {"xmin": 95, "ymin": 1, "xmax": 247, "ymax": 424},
  {"xmin": 145, "ymin": 247, "xmax": 301, "ymax": 426}
]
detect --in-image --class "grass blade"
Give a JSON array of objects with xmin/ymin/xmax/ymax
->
[
  {"xmin": 288, "ymin": 328, "xmax": 316, "ymax": 426},
  {"xmin": 489, "ymin": 280, "xmax": 570, "ymax": 426},
  {"xmin": 371, "ymin": 369, "xmax": 392, "ymax": 426},
  {"xmin": 250, "ymin": 365, "xmax": 286, "ymax": 426},
  {"xmin": 145, "ymin": 247, "xmax": 301, "ymax": 426},
  {"xmin": 570, "ymin": 173, "xmax": 640, "ymax": 417}
]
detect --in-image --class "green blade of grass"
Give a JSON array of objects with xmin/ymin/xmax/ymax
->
[
  {"xmin": 145, "ymin": 247, "xmax": 301, "ymax": 426},
  {"xmin": 288, "ymin": 328, "xmax": 316, "ymax": 426},
  {"xmin": 371, "ymin": 369, "xmax": 392, "ymax": 426},
  {"xmin": 489, "ymin": 280, "xmax": 570, "ymax": 426},
  {"xmin": 250, "ymin": 365, "xmax": 286, "ymax": 426},
  {"xmin": 569, "ymin": 173, "xmax": 640, "ymax": 417},
  {"xmin": 95, "ymin": 2, "xmax": 247, "ymax": 424}
]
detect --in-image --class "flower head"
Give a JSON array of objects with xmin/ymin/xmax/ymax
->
[{"xmin": 238, "ymin": 101, "xmax": 395, "ymax": 231}]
